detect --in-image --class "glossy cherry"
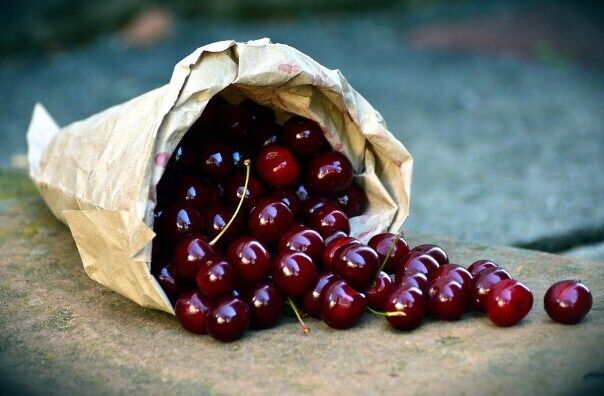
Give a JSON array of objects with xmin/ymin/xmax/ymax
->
[
  {"xmin": 168, "ymin": 138, "xmax": 196, "ymax": 172},
  {"xmin": 152, "ymin": 262, "xmax": 184, "ymax": 301},
  {"xmin": 224, "ymin": 173, "xmax": 264, "ymax": 209},
  {"xmin": 267, "ymin": 189, "xmax": 301, "ymax": 217},
  {"xmin": 409, "ymin": 244, "xmax": 449, "ymax": 265},
  {"xmin": 197, "ymin": 138, "xmax": 234, "ymax": 181},
  {"xmin": 301, "ymin": 273, "xmax": 338, "ymax": 318},
  {"xmin": 232, "ymin": 145, "xmax": 255, "ymax": 170},
  {"xmin": 256, "ymin": 145, "xmax": 301, "ymax": 188},
  {"xmin": 250, "ymin": 122, "xmax": 281, "ymax": 148},
  {"xmin": 308, "ymin": 206, "xmax": 350, "ymax": 238},
  {"xmin": 172, "ymin": 234, "xmax": 216, "ymax": 280},
  {"xmin": 323, "ymin": 231, "xmax": 348, "ymax": 246},
  {"xmin": 368, "ymin": 233, "xmax": 410, "ymax": 274},
  {"xmin": 383, "ymin": 285, "xmax": 426, "ymax": 331},
  {"xmin": 175, "ymin": 291, "xmax": 213, "ymax": 334},
  {"xmin": 282, "ymin": 116, "xmax": 327, "ymax": 158},
  {"xmin": 306, "ymin": 151, "xmax": 353, "ymax": 194},
  {"xmin": 321, "ymin": 235, "xmax": 360, "ymax": 272},
  {"xmin": 226, "ymin": 236, "xmax": 271, "ymax": 286},
  {"xmin": 544, "ymin": 280, "xmax": 592, "ymax": 324},
  {"xmin": 202, "ymin": 204, "xmax": 245, "ymax": 245},
  {"xmin": 161, "ymin": 204, "xmax": 203, "ymax": 242},
  {"xmin": 245, "ymin": 282, "xmax": 285, "ymax": 329},
  {"xmin": 196, "ymin": 259, "xmax": 235, "ymax": 299},
  {"xmin": 206, "ymin": 297, "xmax": 251, "ymax": 342},
  {"xmin": 279, "ymin": 224, "xmax": 324, "ymax": 262},
  {"xmin": 486, "ymin": 279, "xmax": 534, "ymax": 327},
  {"xmin": 365, "ymin": 271, "xmax": 394, "ymax": 310},
  {"xmin": 428, "ymin": 278, "xmax": 466, "ymax": 321},
  {"xmin": 218, "ymin": 103, "xmax": 252, "ymax": 139},
  {"xmin": 321, "ymin": 280, "xmax": 367, "ymax": 329},
  {"xmin": 470, "ymin": 267, "xmax": 511, "ymax": 311},
  {"xmin": 396, "ymin": 253, "xmax": 440, "ymax": 281},
  {"xmin": 173, "ymin": 176, "xmax": 221, "ymax": 207},
  {"xmin": 272, "ymin": 251, "xmax": 318, "ymax": 297},
  {"xmin": 467, "ymin": 259, "xmax": 499, "ymax": 278},
  {"xmin": 248, "ymin": 198, "xmax": 294, "ymax": 244},
  {"xmin": 333, "ymin": 243, "xmax": 379, "ymax": 289},
  {"xmin": 394, "ymin": 272, "xmax": 429, "ymax": 295},
  {"xmin": 432, "ymin": 264, "xmax": 474, "ymax": 297},
  {"xmin": 334, "ymin": 183, "xmax": 368, "ymax": 217}
]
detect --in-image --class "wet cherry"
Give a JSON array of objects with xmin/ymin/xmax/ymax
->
[
  {"xmin": 486, "ymin": 279, "xmax": 534, "ymax": 327},
  {"xmin": 321, "ymin": 235, "xmax": 360, "ymax": 272},
  {"xmin": 175, "ymin": 291, "xmax": 213, "ymax": 334},
  {"xmin": 248, "ymin": 198, "xmax": 294, "ymax": 244},
  {"xmin": 333, "ymin": 244, "xmax": 379, "ymax": 289},
  {"xmin": 394, "ymin": 272, "xmax": 430, "ymax": 295},
  {"xmin": 206, "ymin": 297, "xmax": 251, "ymax": 342},
  {"xmin": 161, "ymin": 204, "xmax": 203, "ymax": 243},
  {"xmin": 273, "ymin": 251, "xmax": 318, "ymax": 297},
  {"xmin": 544, "ymin": 280, "xmax": 592, "ymax": 324},
  {"xmin": 172, "ymin": 234, "xmax": 215, "ymax": 280},
  {"xmin": 396, "ymin": 253, "xmax": 440, "ymax": 281},
  {"xmin": 308, "ymin": 206, "xmax": 350, "ymax": 238},
  {"xmin": 432, "ymin": 264, "xmax": 474, "ymax": 297},
  {"xmin": 306, "ymin": 151, "xmax": 353, "ymax": 194},
  {"xmin": 321, "ymin": 280, "xmax": 367, "ymax": 329}
]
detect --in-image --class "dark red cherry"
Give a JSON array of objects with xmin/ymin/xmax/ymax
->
[
  {"xmin": 218, "ymin": 104, "xmax": 252, "ymax": 139},
  {"xmin": 175, "ymin": 291, "xmax": 213, "ymax": 334},
  {"xmin": 467, "ymin": 259, "xmax": 499, "ymax": 278},
  {"xmin": 365, "ymin": 271, "xmax": 394, "ymax": 310},
  {"xmin": 334, "ymin": 183, "xmax": 368, "ymax": 217},
  {"xmin": 394, "ymin": 272, "xmax": 430, "ymax": 293},
  {"xmin": 272, "ymin": 252, "xmax": 318, "ymax": 297},
  {"xmin": 432, "ymin": 264, "xmax": 474, "ymax": 297},
  {"xmin": 249, "ymin": 198, "xmax": 294, "ymax": 244},
  {"xmin": 324, "ymin": 231, "xmax": 348, "ymax": 245},
  {"xmin": 206, "ymin": 297, "xmax": 251, "ymax": 342},
  {"xmin": 321, "ymin": 280, "xmax": 367, "ymax": 329},
  {"xmin": 428, "ymin": 278, "xmax": 466, "ymax": 321},
  {"xmin": 301, "ymin": 273, "xmax": 338, "ymax": 318},
  {"xmin": 168, "ymin": 139, "xmax": 196, "ymax": 172},
  {"xmin": 409, "ymin": 244, "xmax": 448, "ymax": 265},
  {"xmin": 161, "ymin": 204, "xmax": 203, "ymax": 243},
  {"xmin": 301, "ymin": 197, "xmax": 336, "ymax": 220},
  {"xmin": 245, "ymin": 282, "xmax": 285, "ymax": 329},
  {"xmin": 192, "ymin": 96, "xmax": 227, "ymax": 131},
  {"xmin": 172, "ymin": 235, "xmax": 215, "ymax": 280},
  {"xmin": 232, "ymin": 145, "xmax": 255, "ymax": 170},
  {"xmin": 241, "ymin": 99, "xmax": 275, "ymax": 126},
  {"xmin": 333, "ymin": 244, "xmax": 379, "ymax": 289},
  {"xmin": 308, "ymin": 206, "xmax": 350, "ymax": 238},
  {"xmin": 470, "ymin": 267, "xmax": 511, "ymax": 311},
  {"xmin": 268, "ymin": 189, "xmax": 301, "ymax": 217},
  {"xmin": 174, "ymin": 176, "xmax": 221, "ymax": 207},
  {"xmin": 306, "ymin": 151, "xmax": 353, "ymax": 194},
  {"xmin": 396, "ymin": 253, "xmax": 440, "ymax": 281},
  {"xmin": 202, "ymin": 204, "xmax": 245, "ymax": 245},
  {"xmin": 294, "ymin": 183, "xmax": 310, "ymax": 202},
  {"xmin": 279, "ymin": 224, "xmax": 324, "ymax": 262},
  {"xmin": 383, "ymin": 285, "xmax": 425, "ymax": 331},
  {"xmin": 368, "ymin": 233, "xmax": 410, "ymax": 274},
  {"xmin": 152, "ymin": 262, "xmax": 184, "ymax": 301},
  {"xmin": 486, "ymin": 279, "xmax": 533, "ymax": 327},
  {"xmin": 224, "ymin": 173, "xmax": 264, "ymax": 209},
  {"xmin": 250, "ymin": 122, "xmax": 281, "ymax": 148},
  {"xmin": 282, "ymin": 116, "xmax": 327, "ymax": 158},
  {"xmin": 197, "ymin": 139, "xmax": 234, "ymax": 181},
  {"xmin": 544, "ymin": 280, "xmax": 593, "ymax": 324},
  {"xmin": 196, "ymin": 259, "xmax": 235, "ymax": 299},
  {"xmin": 321, "ymin": 236, "xmax": 360, "ymax": 272},
  {"xmin": 256, "ymin": 145, "xmax": 301, "ymax": 188},
  {"xmin": 156, "ymin": 169, "xmax": 177, "ymax": 207},
  {"xmin": 226, "ymin": 236, "xmax": 271, "ymax": 286}
]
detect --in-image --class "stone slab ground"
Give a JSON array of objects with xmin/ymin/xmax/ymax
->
[{"xmin": 0, "ymin": 172, "xmax": 602, "ymax": 395}]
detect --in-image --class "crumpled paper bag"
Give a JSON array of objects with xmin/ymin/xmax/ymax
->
[{"xmin": 26, "ymin": 38, "xmax": 413, "ymax": 314}]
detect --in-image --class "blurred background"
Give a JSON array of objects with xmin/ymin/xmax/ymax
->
[{"xmin": 1, "ymin": 0, "xmax": 603, "ymax": 260}]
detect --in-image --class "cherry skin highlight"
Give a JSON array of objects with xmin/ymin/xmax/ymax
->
[
  {"xmin": 544, "ymin": 280, "xmax": 593, "ymax": 324},
  {"xmin": 321, "ymin": 280, "xmax": 367, "ymax": 329},
  {"xmin": 486, "ymin": 279, "xmax": 534, "ymax": 327},
  {"xmin": 195, "ymin": 259, "xmax": 235, "ymax": 299},
  {"xmin": 272, "ymin": 251, "xmax": 318, "ymax": 297},
  {"xmin": 173, "ymin": 176, "xmax": 221, "ymax": 207},
  {"xmin": 470, "ymin": 267, "xmax": 511, "ymax": 311},
  {"xmin": 152, "ymin": 262, "xmax": 184, "ymax": 301},
  {"xmin": 428, "ymin": 278, "xmax": 466, "ymax": 321},
  {"xmin": 202, "ymin": 204, "xmax": 245, "ymax": 246},
  {"xmin": 301, "ymin": 272, "xmax": 338, "ymax": 318},
  {"xmin": 196, "ymin": 139, "xmax": 234, "ymax": 181},
  {"xmin": 172, "ymin": 235, "xmax": 215, "ymax": 280},
  {"xmin": 161, "ymin": 204, "xmax": 203, "ymax": 243},
  {"xmin": 308, "ymin": 206, "xmax": 350, "ymax": 238},
  {"xmin": 206, "ymin": 297, "xmax": 251, "ymax": 342},
  {"xmin": 256, "ymin": 145, "xmax": 301, "ymax": 188},
  {"xmin": 282, "ymin": 116, "xmax": 327, "ymax": 158},
  {"xmin": 365, "ymin": 271, "xmax": 394, "ymax": 310},
  {"xmin": 224, "ymin": 172, "xmax": 264, "ymax": 209},
  {"xmin": 467, "ymin": 259, "xmax": 499, "ymax": 278},
  {"xmin": 368, "ymin": 233, "xmax": 410, "ymax": 274},
  {"xmin": 333, "ymin": 244, "xmax": 380, "ymax": 289},
  {"xmin": 306, "ymin": 151, "xmax": 353, "ymax": 194},
  {"xmin": 248, "ymin": 198, "xmax": 294, "ymax": 244},
  {"xmin": 321, "ymin": 236, "xmax": 360, "ymax": 272},
  {"xmin": 396, "ymin": 253, "xmax": 440, "ymax": 281},
  {"xmin": 218, "ymin": 103, "xmax": 252, "ymax": 139},
  {"xmin": 394, "ymin": 272, "xmax": 430, "ymax": 295},
  {"xmin": 279, "ymin": 224, "xmax": 324, "ymax": 262},
  {"xmin": 226, "ymin": 236, "xmax": 271, "ymax": 287},
  {"xmin": 409, "ymin": 244, "xmax": 449, "ymax": 265},
  {"xmin": 334, "ymin": 183, "xmax": 368, "ymax": 217},
  {"xmin": 267, "ymin": 190, "xmax": 301, "ymax": 217},
  {"xmin": 175, "ymin": 291, "xmax": 213, "ymax": 334},
  {"xmin": 245, "ymin": 282, "xmax": 285, "ymax": 329},
  {"xmin": 432, "ymin": 264, "xmax": 474, "ymax": 297},
  {"xmin": 250, "ymin": 122, "xmax": 281, "ymax": 148},
  {"xmin": 383, "ymin": 286, "xmax": 426, "ymax": 331}
]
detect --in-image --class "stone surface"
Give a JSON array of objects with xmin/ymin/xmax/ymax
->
[
  {"xmin": 1, "ymin": 13, "xmax": 603, "ymax": 251},
  {"xmin": 565, "ymin": 243, "xmax": 604, "ymax": 263},
  {"xmin": 0, "ymin": 172, "xmax": 602, "ymax": 395}
]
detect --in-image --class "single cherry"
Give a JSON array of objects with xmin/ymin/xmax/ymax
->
[
  {"xmin": 226, "ymin": 236, "xmax": 271, "ymax": 286},
  {"xmin": 306, "ymin": 151, "xmax": 353, "ymax": 194},
  {"xmin": 467, "ymin": 259, "xmax": 499, "ymax": 278},
  {"xmin": 175, "ymin": 291, "xmax": 213, "ymax": 334},
  {"xmin": 432, "ymin": 264, "xmax": 474, "ymax": 297},
  {"xmin": 282, "ymin": 116, "xmax": 327, "ymax": 158},
  {"xmin": 272, "ymin": 252, "xmax": 318, "ymax": 297},
  {"xmin": 396, "ymin": 253, "xmax": 440, "ymax": 281},
  {"xmin": 206, "ymin": 297, "xmax": 251, "ymax": 342},
  {"xmin": 196, "ymin": 138, "xmax": 234, "ymax": 181},
  {"xmin": 173, "ymin": 176, "xmax": 221, "ymax": 207},
  {"xmin": 268, "ymin": 189, "xmax": 301, "ymax": 217},
  {"xmin": 168, "ymin": 138, "xmax": 196, "ymax": 172},
  {"xmin": 428, "ymin": 278, "xmax": 466, "ymax": 321},
  {"xmin": 470, "ymin": 267, "xmax": 511, "ymax": 311},
  {"xmin": 486, "ymin": 279, "xmax": 534, "ymax": 327},
  {"xmin": 172, "ymin": 235, "xmax": 216, "ymax": 280},
  {"xmin": 308, "ymin": 206, "xmax": 350, "ymax": 238},
  {"xmin": 544, "ymin": 280, "xmax": 593, "ymax": 324},
  {"xmin": 218, "ymin": 103, "xmax": 252, "ymax": 139},
  {"xmin": 301, "ymin": 273, "xmax": 338, "ymax": 318},
  {"xmin": 196, "ymin": 259, "xmax": 235, "ymax": 299},
  {"xmin": 368, "ymin": 233, "xmax": 410, "ymax": 274},
  {"xmin": 301, "ymin": 198, "xmax": 337, "ymax": 221},
  {"xmin": 224, "ymin": 173, "xmax": 264, "ymax": 209},
  {"xmin": 256, "ymin": 145, "xmax": 300, "ymax": 188},
  {"xmin": 321, "ymin": 236, "xmax": 360, "ymax": 272},
  {"xmin": 334, "ymin": 183, "xmax": 368, "ymax": 217},
  {"xmin": 409, "ymin": 244, "xmax": 449, "ymax": 265},
  {"xmin": 394, "ymin": 272, "xmax": 430, "ymax": 295},
  {"xmin": 245, "ymin": 282, "xmax": 285, "ymax": 329},
  {"xmin": 152, "ymin": 262, "xmax": 184, "ymax": 301},
  {"xmin": 279, "ymin": 224, "xmax": 324, "ymax": 262},
  {"xmin": 383, "ymin": 285, "xmax": 426, "ymax": 331},
  {"xmin": 321, "ymin": 280, "xmax": 367, "ymax": 329},
  {"xmin": 202, "ymin": 204, "xmax": 245, "ymax": 246},
  {"xmin": 333, "ymin": 244, "xmax": 379, "ymax": 289},
  {"xmin": 248, "ymin": 198, "xmax": 294, "ymax": 244},
  {"xmin": 161, "ymin": 204, "xmax": 203, "ymax": 242},
  {"xmin": 365, "ymin": 271, "xmax": 394, "ymax": 310},
  {"xmin": 250, "ymin": 122, "xmax": 281, "ymax": 148}
]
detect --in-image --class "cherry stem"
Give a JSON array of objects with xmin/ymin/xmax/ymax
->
[
  {"xmin": 371, "ymin": 232, "xmax": 401, "ymax": 287},
  {"xmin": 367, "ymin": 306, "xmax": 406, "ymax": 317},
  {"xmin": 287, "ymin": 297, "xmax": 310, "ymax": 334},
  {"xmin": 209, "ymin": 159, "xmax": 251, "ymax": 246}
]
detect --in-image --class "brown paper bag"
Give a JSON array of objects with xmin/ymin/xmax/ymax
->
[{"xmin": 26, "ymin": 38, "xmax": 413, "ymax": 314}]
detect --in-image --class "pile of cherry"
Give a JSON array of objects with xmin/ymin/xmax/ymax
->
[{"xmin": 152, "ymin": 96, "xmax": 593, "ymax": 343}]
